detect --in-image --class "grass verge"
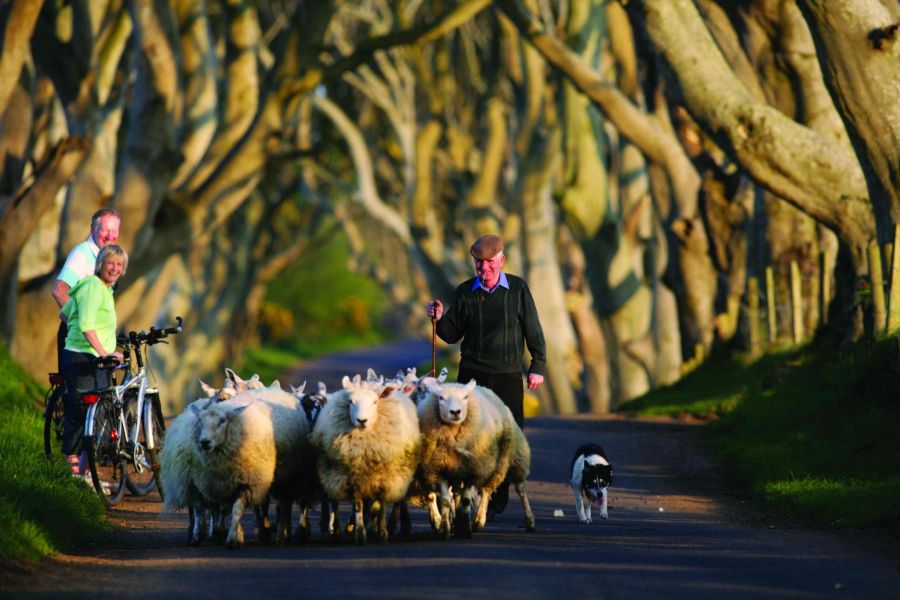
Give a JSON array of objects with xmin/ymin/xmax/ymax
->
[
  {"xmin": 617, "ymin": 339, "xmax": 900, "ymax": 530},
  {"xmin": 0, "ymin": 344, "xmax": 109, "ymax": 563}
]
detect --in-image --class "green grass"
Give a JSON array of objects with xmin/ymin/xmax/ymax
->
[
  {"xmin": 0, "ymin": 344, "xmax": 109, "ymax": 562},
  {"xmin": 618, "ymin": 339, "xmax": 900, "ymax": 530}
]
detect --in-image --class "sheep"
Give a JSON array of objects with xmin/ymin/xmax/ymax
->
[
  {"xmin": 289, "ymin": 381, "xmax": 342, "ymax": 537},
  {"xmin": 160, "ymin": 396, "xmax": 220, "ymax": 546},
  {"xmin": 163, "ymin": 372, "xmax": 293, "ymax": 547},
  {"xmin": 190, "ymin": 398, "xmax": 278, "ymax": 549},
  {"xmin": 417, "ymin": 378, "xmax": 536, "ymax": 539},
  {"xmin": 227, "ymin": 384, "xmax": 316, "ymax": 545},
  {"xmin": 311, "ymin": 374, "xmax": 421, "ymax": 545},
  {"xmin": 292, "ymin": 381, "xmax": 328, "ymax": 429},
  {"xmin": 390, "ymin": 366, "xmax": 448, "ymax": 404}
]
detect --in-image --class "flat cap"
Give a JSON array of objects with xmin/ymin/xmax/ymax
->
[{"xmin": 470, "ymin": 234, "xmax": 504, "ymax": 260}]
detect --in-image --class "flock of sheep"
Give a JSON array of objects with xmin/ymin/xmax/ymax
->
[{"xmin": 159, "ymin": 367, "xmax": 536, "ymax": 548}]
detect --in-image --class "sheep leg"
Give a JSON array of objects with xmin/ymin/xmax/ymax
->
[
  {"xmin": 189, "ymin": 505, "xmax": 204, "ymax": 546},
  {"xmin": 212, "ymin": 505, "xmax": 228, "ymax": 544},
  {"xmin": 374, "ymin": 500, "xmax": 389, "ymax": 543},
  {"xmin": 400, "ymin": 501, "xmax": 412, "ymax": 536},
  {"xmin": 226, "ymin": 492, "xmax": 250, "ymax": 549},
  {"xmin": 426, "ymin": 492, "xmax": 441, "ymax": 531},
  {"xmin": 274, "ymin": 497, "xmax": 292, "ymax": 545},
  {"xmin": 438, "ymin": 481, "xmax": 453, "ymax": 540},
  {"xmin": 353, "ymin": 497, "xmax": 367, "ymax": 545},
  {"xmin": 514, "ymin": 480, "xmax": 536, "ymax": 532},
  {"xmin": 294, "ymin": 498, "xmax": 311, "ymax": 543},
  {"xmin": 319, "ymin": 498, "xmax": 330, "ymax": 535},
  {"xmin": 321, "ymin": 499, "xmax": 341, "ymax": 538},
  {"xmin": 454, "ymin": 486, "xmax": 475, "ymax": 539},
  {"xmin": 387, "ymin": 502, "xmax": 400, "ymax": 537},
  {"xmin": 387, "ymin": 501, "xmax": 412, "ymax": 538},
  {"xmin": 296, "ymin": 499, "xmax": 310, "ymax": 542},
  {"xmin": 474, "ymin": 487, "xmax": 492, "ymax": 531},
  {"xmin": 257, "ymin": 502, "xmax": 273, "ymax": 544}
]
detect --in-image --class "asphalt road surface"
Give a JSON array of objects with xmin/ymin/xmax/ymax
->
[{"xmin": 3, "ymin": 340, "xmax": 899, "ymax": 599}]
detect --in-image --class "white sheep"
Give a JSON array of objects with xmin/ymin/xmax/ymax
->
[
  {"xmin": 311, "ymin": 374, "xmax": 421, "ymax": 545},
  {"xmin": 227, "ymin": 384, "xmax": 317, "ymax": 544},
  {"xmin": 190, "ymin": 398, "xmax": 278, "ymax": 549},
  {"xmin": 160, "ymin": 396, "xmax": 220, "ymax": 545},
  {"xmin": 417, "ymin": 378, "xmax": 536, "ymax": 538}
]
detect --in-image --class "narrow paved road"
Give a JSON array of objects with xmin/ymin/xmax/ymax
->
[{"xmin": 3, "ymin": 340, "xmax": 899, "ymax": 599}]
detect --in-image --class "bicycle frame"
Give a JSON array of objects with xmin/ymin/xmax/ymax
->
[{"xmin": 84, "ymin": 349, "xmax": 158, "ymax": 473}]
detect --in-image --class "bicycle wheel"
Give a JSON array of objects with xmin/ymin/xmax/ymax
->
[
  {"xmin": 147, "ymin": 392, "xmax": 166, "ymax": 500},
  {"xmin": 85, "ymin": 397, "xmax": 127, "ymax": 507},
  {"xmin": 43, "ymin": 383, "xmax": 65, "ymax": 460},
  {"xmin": 123, "ymin": 393, "xmax": 156, "ymax": 497}
]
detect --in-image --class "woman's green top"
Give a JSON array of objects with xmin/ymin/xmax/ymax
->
[{"xmin": 63, "ymin": 275, "xmax": 116, "ymax": 357}]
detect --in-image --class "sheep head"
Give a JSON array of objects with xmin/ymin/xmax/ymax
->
[
  {"xmin": 342, "ymin": 375, "xmax": 391, "ymax": 429},
  {"xmin": 426, "ymin": 378, "xmax": 476, "ymax": 425},
  {"xmin": 194, "ymin": 403, "xmax": 249, "ymax": 453},
  {"xmin": 198, "ymin": 380, "xmax": 237, "ymax": 402},
  {"xmin": 297, "ymin": 382, "xmax": 327, "ymax": 429},
  {"xmin": 224, "ymin": 368, "xmax": 265, "ymax": 391}
]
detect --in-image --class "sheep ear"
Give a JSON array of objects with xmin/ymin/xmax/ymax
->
[
  {"xmin": 352, "ymin": 374, "xmax": 362, "ymax": 385},
  {"xmin": 225, "ymin": 368, "xmax": 243, "ymax": 385},
  {"xmin": 408, "ymin": 367, "xmax": 417, "ymax": 377},
  {"xmin": 318, "ymin": 382, "xmax": 327, "ymax": 395},
  {"xmin": 366, "ymin": 368, "xmax": 379, "ymax": 383},
  {"xmin": 438, "ymin": 367, "xmax": 449, "ymax": 382},
  {"xmin": 199, "ymin": 380, "xmax": 217, "ymax": 398},
  {"xmin": 422, "ymin": 377, "xmax": 440, "ymax": 393},
  {"xmin": 268, "ymin": 379, "xmax": 281, "ymax": 391},
  {"xmin": 464, "ymin": 379, "xmax": 477, "ymax": 394},
  {"xmin": 342, "ymin": 375, "xmax": 352, "ymax": 390},
  {"xmin": 293, "ymin": 381, "xmax": 307, "ymax": 395},
  {"xmin": 379, "ymin": 386, "xmax": 394, "ymax": 399}
]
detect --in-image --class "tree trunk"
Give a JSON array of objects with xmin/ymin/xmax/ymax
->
[{"xmin": 796, "ymin": 0, "xmax": 900, "ymax": 237}]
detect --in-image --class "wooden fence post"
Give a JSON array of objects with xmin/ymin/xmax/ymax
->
[
  {"xmin": 766, "ymin": 266, "xmax": 777, "ymax": 344},
  {"xmin": 868, "ymin": 239, "xmax": 886, "ymax": 335},
  {"xmin": 748, "ymin": 276, "xmax": 761, "ymax": 356},
  {"xmin": 790, "ymin": 260, "xmax": 803, "ymax": 344},
  {"xmin": 887, "ymin": 225, "xmax": 900, "ymax": 333}
]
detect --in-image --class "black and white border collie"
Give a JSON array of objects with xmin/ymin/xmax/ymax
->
[{"xmin": 570, "ymin": 443, "xmax": 612, "ymax": 523}]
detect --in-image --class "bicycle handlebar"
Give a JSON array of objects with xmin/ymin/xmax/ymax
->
[{"xmin": 120, "ymin": 316, "xmax": 184, "ymax": 348}]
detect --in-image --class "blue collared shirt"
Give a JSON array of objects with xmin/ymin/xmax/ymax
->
[{"xmin": 471, "ymin": 271, "xmax": 510, "ymax": 294}]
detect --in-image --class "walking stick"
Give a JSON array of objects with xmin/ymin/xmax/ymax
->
[{"xmin": 431, "ymin": 314, "xmax": 437, "ymax": 378}]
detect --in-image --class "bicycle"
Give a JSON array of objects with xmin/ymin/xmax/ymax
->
[
  {"xmin": 81, "ymin": 317, "xmax": 183, "ymax": 507},
  {"xmin": 43, "ymin": 372, "xmax": 66, "ymax": 460}
]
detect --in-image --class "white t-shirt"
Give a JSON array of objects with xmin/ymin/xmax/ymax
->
[{"xmin": 56, "ymin": 237, "xmax": 100, "ymax": 288}]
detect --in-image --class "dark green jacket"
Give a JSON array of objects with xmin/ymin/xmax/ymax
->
[{"xmin": 436, "ymin": 274, "xmax": 546, "ymax": 376}]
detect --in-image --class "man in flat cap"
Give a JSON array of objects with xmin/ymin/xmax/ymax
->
[{"xmin": 427, "ymin": 234, "xmax": 546, "ymax": 517}]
